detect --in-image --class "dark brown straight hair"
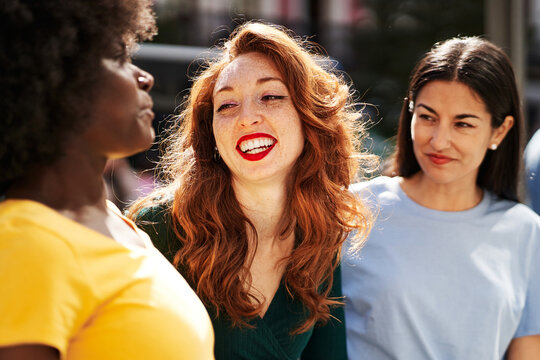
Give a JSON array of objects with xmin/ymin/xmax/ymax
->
[{"xmin": 389, "ymin": 37, "xmax": 523, "ymax": 202}]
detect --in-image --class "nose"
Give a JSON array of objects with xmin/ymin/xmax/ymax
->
[
  {"xmin": 430, "ymin": 124, "xmax": 451, "ymax": 151},
  {"xmin": 135, "ymin": 67, "xmax": 154, "ymax": 92},
  {"xmin": 238, "ymin": 99, "xmax": 261, "ymax": 127}
]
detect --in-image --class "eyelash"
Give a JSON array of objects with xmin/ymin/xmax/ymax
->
[
  {"xmin": 419, "ymin": 114, "xmax": 475, "ymax": 129},
  {"xmin": 216, "ymin": 95, "xmax": 286, "ymax": 112},
  {"xmin": 455, "ymin": 121, "xmax": 473, "ymax": 128},
  {"xmin": 419, "ymin": 114, "xmax": 434, "ymax": 121},
  {"xmin": 216, "ymin": 103, "xmax": 236, "ymax": 112},
  {"xmin": 262, "ymin": 95, "xmax": 286, "ymax": 101}
]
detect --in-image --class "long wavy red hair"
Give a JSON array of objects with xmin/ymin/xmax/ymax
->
[{"xmin": 129, "ymin": 21, "xmax": 373, "ymax": 333}]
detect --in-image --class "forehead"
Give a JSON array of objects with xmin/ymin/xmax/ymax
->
[
  {"xmin": 417, "ymin": 80, "xmax": 488, "ymax": 111},
  {"xmin": 213, "ymin": 52, "xmax": 283, "ymax": 95}
]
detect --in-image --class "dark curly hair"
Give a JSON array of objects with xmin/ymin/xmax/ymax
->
[{"xmin": 0, "ymin": 0, "xmax": 156, "ymax": 194}]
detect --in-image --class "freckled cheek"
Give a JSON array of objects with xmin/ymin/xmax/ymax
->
[
  {"xmin": 212, "ymin": 118, "xmax": 234, "ymax": 153},
  {"xmin": 279, "ymin": 105, "xmax": 302, "ymax": 130},
  {"xmin": 212, "ymin": 120, "xmax": 223, "ymax": 147},
  {"xmin": 284, "ymin": 120, "xmax": 304, "ymax": 150}
]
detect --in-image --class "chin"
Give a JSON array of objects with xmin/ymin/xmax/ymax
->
[
  {"xmin": 136, "ymin": 132, "xmax": 155, "ymax": 152},
  {"xmin": 423, "ymin": 173, "xmax": 457, "ymax": 186},
  {"xmin": 113, "ymin": 139, "xmax": 154, "ymax": 159},
  {"xmin": 419, "ymin": 167, "xmax": 453, "ymax": 184}
]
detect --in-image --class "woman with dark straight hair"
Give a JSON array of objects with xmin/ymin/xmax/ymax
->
[
  {"xmin": 343, "ymin": 37, "xmax": 540, "ymax": 359},
  {"xmin": 393, "ymin": 37, "xmax": 522, "ymax": 201}
]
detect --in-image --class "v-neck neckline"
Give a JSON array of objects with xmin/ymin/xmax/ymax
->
[{"xmin": 257, "ymin": 280, "xmax": 285, "ymax": 321}]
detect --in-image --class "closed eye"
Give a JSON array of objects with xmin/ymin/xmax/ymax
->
[
  {"xmin": 216, "ymin": 103, "xmax": 237, "ymax": 112},
  {"xmin": 262, "ymin": 95, "xmax": 286, "ymax": 101}
]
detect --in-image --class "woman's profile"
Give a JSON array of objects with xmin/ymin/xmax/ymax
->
[{"xmin": 0, "ymin": 1, "xmax": 214, "ymax": 359}]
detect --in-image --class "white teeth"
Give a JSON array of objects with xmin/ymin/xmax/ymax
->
[{"xmin": 239, "ymin": 137, "xmax": 275, "ymax": 154}]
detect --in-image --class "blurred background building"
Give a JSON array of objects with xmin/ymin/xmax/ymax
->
[{"xmin": 110, "ymin": 0, "xmax": 538, "ymax": 208}]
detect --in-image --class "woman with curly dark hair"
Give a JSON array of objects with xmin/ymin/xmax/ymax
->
[
  {"xmin": 129, "ymin": 22, "xmax": 373, "ymax": 359},
  {"xmin": 0, "ymin": 1, "xmax": 214, "ymax": 359}
]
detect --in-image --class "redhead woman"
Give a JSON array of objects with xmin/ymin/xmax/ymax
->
[
  {"xmin": 129, "ymin": 22, "xmax": 372, "ymax": 359},
  {"xmin": 0, "ymin": 1, "xmax": 213, "ymax": 359},
  {"xmin": 343, "ymin": 37, "xmax": 540, "ymax": 359}
]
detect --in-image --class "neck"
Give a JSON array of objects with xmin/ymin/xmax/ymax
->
[
  {"xmin": 232, "ymin": 178, "xmax": 289, "ymax": 244},
  {"xmin": 400, "ymin": 172, "xmax": 483, "ymax": 211},
  {"xmin": 6, "ymin": 140, "xmax": 108, "ymax": 213}
]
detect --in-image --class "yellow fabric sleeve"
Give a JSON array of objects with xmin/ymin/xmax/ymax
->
[{"xmin": 0, "ymin": 223, "xmax": 95, "ymax": 356}]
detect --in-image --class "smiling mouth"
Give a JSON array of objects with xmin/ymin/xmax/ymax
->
[
  {"xmin": 236, "ymin": 133, "xmax": 277, "ymax": 161},
  {"xmin": 239, "ymin": 137, "xmax": 276, "ymax": 154}
]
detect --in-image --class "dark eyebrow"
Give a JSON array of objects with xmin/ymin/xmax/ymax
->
[
  {"xmin": 418, "ymin": 103, "xmax": 438, "ymax": 115},
  {"xmin": 455, "ymin": 113, "xmax": 481, "ymax": 120},
  {"xmin": 418, "ymin": 103, "xmax": 481, "ymax": 120},
  {"xmin": 214, "ymin": 77, "xmax": 284, "ymax": 95}
]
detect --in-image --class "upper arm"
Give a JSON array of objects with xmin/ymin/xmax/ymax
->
[
  {"xmin": 514, "ymin": 220, "xmax": 540, "ymax": 339},
  {"xmin": 301, "ymin": 264, "xmax": 347, "ymax": 360},
  {"xmin": 506, "ymin": 335, "xmax": 540, "ymax": 360},
  {"xmin": 0, "ymin": 345, "xmax": 59, "ymax": 360},
  {"xmin": 508, "ymin": 217, "xmax": 540, "ymax": 359},
  {"xmin": 0, "ymin": 228, "xmax": 87, "ymax": 355}
]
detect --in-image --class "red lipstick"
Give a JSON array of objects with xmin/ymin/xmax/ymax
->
[{"xmin": 236, "ymin": 133, "xmax": 276, "ymax": 161}]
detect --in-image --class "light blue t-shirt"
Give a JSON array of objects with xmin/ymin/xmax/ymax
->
[{"xmin": 343, "ymin": 176, "xmax": 540, "ymax": 360}]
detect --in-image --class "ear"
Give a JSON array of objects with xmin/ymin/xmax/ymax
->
[{"xmin": 489, "ymin": 115, "xmax": 514, "ymax": 148}]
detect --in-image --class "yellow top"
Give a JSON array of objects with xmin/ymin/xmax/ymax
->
[{"xmin": 0, "ymin": 199, "xmax": 214, "ymax": 360}]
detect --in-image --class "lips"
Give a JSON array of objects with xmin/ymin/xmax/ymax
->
[
  {"xmin": 140, "ymin": 97, "xmax": 155, "ymax": 122},
  {"xmin": 139, "ymin": 108, "xmax": 155, "ymax": 124},
  {"xmin": 427, "ymin": 153, "xmax": 453, "ymax": 165},
  {"xmin": 236, "ymin": 133, "xmax": 277, "ymax": 161},
  {"xmin": 145, "ymin": 108, "xmax": 155, "ymax": 119}
]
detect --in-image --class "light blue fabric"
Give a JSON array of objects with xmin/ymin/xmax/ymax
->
[
  {"xmin": 525, "ymin": 129, "xmax": 540, "ymax": 215},
  {"xmin": 343, "ymin": 176, "xmax": 540, "ymax": 360}
]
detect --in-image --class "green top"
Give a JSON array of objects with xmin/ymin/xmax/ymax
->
[{"xmin": 136, "ymin": 205, "xmax": 348, "ymax": 360}]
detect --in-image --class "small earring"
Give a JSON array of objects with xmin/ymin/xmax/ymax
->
[
  {"xmin": 213, "ymin": 146, "xmax": 221, "ymax": 162},
  {"xmin": 408, "ymin": 100, "xmax": 414, "ymax": 113},
  {"xmin": 490, "ymin": 144, "xmax": 498, "ymax": 150}
]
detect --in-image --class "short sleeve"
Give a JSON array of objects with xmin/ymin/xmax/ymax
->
[
  {"xmin": 514, "ymin": 223, "xmax": 540, "ymax": 338},
  {"xmin": 301, "ymin": 264, "xmax": 347, "ymax": 360},
  {"xmin": 0, "ymin": 226, "xmax": 91, "ymax": 355}
]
